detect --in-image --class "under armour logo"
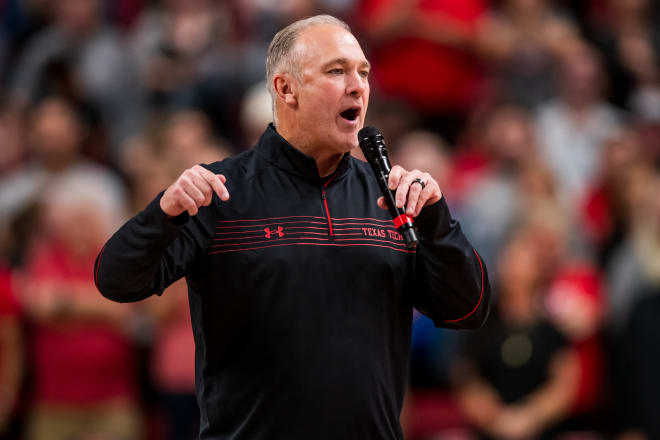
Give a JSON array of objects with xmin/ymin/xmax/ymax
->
[{"xmin": 264, "ymin": 226, "xmax": 284, "ymax": 238}]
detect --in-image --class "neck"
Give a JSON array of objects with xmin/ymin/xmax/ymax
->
[{"xmin": 276, "ymin": 124, "xmax": 344, "ymax": 177}]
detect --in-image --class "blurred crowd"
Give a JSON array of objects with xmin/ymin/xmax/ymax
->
[{"xmin": 0, "ymin": 0, "xmax": 659, "ymax": 439}]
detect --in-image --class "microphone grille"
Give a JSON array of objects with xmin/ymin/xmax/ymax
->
[{"xmin": 358, "ymin": 126, "xmax": 381, "ymax": 143}]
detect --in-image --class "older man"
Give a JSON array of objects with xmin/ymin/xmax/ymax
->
[{"xmin": 95, "ymin": 15, "xmax": 490, "ymax": 440}]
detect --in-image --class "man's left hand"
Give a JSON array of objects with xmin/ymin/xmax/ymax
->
[{"xmin": 376, "ymin": 166, "xmax": 443, "ymax": 217}]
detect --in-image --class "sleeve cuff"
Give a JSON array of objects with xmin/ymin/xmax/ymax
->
[
  {"xmin": 414, "ymin": 197, "xmax": 453, "ymax": 239},
  {"xmin": 143, "ymin": 191, "xmax": 190, "ymax": 228}
]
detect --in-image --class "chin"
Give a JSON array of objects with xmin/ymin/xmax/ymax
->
[
  {"xmin": 338, "ymin": 137, "xmax": 359, "ymax": 153},
  {"xmin": 339, "ymin": 129, "xmax": 362, "ymax": 151}
]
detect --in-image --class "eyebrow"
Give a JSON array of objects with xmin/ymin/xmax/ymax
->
[{"xmin": 323, "ymin": 57, "xmax": 371, "ymax": 70}]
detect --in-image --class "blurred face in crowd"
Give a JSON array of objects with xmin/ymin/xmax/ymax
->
[
  {"xmin": 497, "ymin": 237, "xmax": 541, "ymax": 321},
  {"xmin": 277, "ymin": 24, "xmax": 370, "ymax": 155},
  {"xmin": 517, "ymin": 159, "xmax": 556, "ymax": 200},
  {"xmin": 163, "ymin": 111, "xmax": 229, "ymax": 171},
  {"xmin": 484, "ymin": 105, "xmax": 535, "ymax": 165},
  {"xmin": 558, "ymin": 42, "xmax": 604, "ymax": 105},
  {"xmin": 520, "ymin": 211, "xmax": 568, "ymax": 276},
  {"xmin": 392, "ymin": 132, "xmax": 450, "ymax": 189},
  {"xmin": 498, "ymin": 238, "xmax": 540, "ymax": 296},
  {"xmin": 43, "ymin": 191, "xmax": 108, "ymax": 258},
  {"xmin": 30, "ymin": 97, "xmax": 83, "ymax": 170}
]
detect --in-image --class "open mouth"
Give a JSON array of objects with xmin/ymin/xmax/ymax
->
[{"xmin": 339, "ymin": 107, "xmax": 361, "ymax": 122}]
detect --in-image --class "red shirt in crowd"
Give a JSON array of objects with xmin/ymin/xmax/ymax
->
[
  {"xmin": 358, "ymin": 0, "xmax": 488, "ymax": 114},
  {"xmin": 25, "ymin": 242, "xmax": 137, "ymax": 406}
]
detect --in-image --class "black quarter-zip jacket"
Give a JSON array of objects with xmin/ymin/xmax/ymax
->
[{"xmin": 94, "ymin": 125, "xmax": 490, "ymax": 440}]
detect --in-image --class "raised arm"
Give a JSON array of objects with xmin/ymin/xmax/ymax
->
[{"xmin": 94, "ymin": 165, "xmax": 228, "ymax": 302}]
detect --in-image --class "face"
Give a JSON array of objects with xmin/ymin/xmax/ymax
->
[
  {"xmin": 284, "ymin": 25, "xmax": 370, "ymax": 153},
  {"xmin": 31, "ymin": 97, "xmax": 82, "ymax": 166}
]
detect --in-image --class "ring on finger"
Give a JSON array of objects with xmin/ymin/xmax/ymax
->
[{"xmin": 411, "ymin": 178, "xmax": 426, "ymax": 190}]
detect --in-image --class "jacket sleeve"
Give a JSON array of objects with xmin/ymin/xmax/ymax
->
[
  {"xmin": 412, "ymin": 197, "xmax": 491, "ymax": 329},
  {"xmin": 93, "ymin": 191, "xmax": 216, "ymax": 303}
]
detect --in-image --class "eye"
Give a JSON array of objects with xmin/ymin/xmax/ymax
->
[
  {"xmin": 360, "ymin": 70, "xmax": 370, "ymax": 78},
  {"xmin": 328, "ymin": 68, "xmax": 344, "ymax": 75}
]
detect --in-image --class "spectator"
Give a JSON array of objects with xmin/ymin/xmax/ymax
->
[
  {"xmin": 476, "ymin": 0, "xmax": 579, "ymax": 108},
  {"xmin": 357, "ymin": 0, "xmax": 489, "ymax": 142},
  {"xmin": 0, "ymin": 96, "xmax": 126, "ymax": 237},
  {"xmin": 580, "ymin": 126, "xmax": 644, "ymax": 266},
  {"xmin": 131, "ymin": 0, "xmax": 250, "ymax": 144},
  {"xmin": 535, "ymin": 39, "xmax": 624, "ymax": 208},
  {"xmin": 605, "ymin": 163, "xmax": 660, "ymax": 437},
  {"xmin": 454, "ymin": 234, "xmax": 579, "ymax": 440},
  {"xmin": 8, "ymin": 0, "xmax": 144, "ymax": 152},
  {"xmin": 605, "ymin": 163, "xmax": 659, "ymax": 332},
  {"xmin": 587, "ymin": 0, "xmax": 660, "ymax": 119},
  {"xmin": 516, "ymin": 202, "xmax": 607, "ymax": 432},
  {"xmin": 158, "ymin": 110, "xmax": 231, "ymax": 171},
  {"xmin": 17, "ymin": 172, "xmax": 139, "ymax": 440},
  {"xmin": 457, "ymin": 103, "xmax": 557, "ymax": 268}
]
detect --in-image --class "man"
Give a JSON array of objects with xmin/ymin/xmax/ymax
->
[{"xmin": 95, "ymin": 15, "xmax": 490, "ymax": 440}]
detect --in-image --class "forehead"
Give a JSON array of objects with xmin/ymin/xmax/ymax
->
[{"xmin": 294, "ymin": 25, "xmax": 368, "ymax": 69}]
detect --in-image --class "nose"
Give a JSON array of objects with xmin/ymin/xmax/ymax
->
[{"xmin": 346, "ymin": 70, "xmax": 367, "ymax": 98}]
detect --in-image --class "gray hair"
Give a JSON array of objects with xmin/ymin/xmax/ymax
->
[{"xmin": 266, "ymin": 15, "xmax": 351, "ymax": 125}]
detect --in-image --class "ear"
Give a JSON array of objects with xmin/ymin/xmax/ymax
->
[{"xmin": 273, "ymin": 73, "xmax": 298, "ymax": 107}]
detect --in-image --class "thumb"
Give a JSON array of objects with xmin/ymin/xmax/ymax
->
[{"xmin": 377, "ymin": 196, "xmax": 388, "ymax": 210}]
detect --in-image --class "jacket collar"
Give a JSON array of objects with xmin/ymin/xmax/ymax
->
[{"xmin": 255, "ymin": 124, "xmax": 352, "ymax": 182}]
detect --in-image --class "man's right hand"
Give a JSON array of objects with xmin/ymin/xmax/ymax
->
[{"xmin": 160, "ymin": 165, "xmax": 229, "ymax": 217}]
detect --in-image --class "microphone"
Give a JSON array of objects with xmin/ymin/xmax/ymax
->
[{"xmin": 358, "ymin": 126, "xmax": 419, "ymax": 249}]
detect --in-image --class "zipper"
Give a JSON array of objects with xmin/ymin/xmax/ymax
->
[{"xmin": 321, "ymin": 169, "xmax": 340, "ymax": 240}]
